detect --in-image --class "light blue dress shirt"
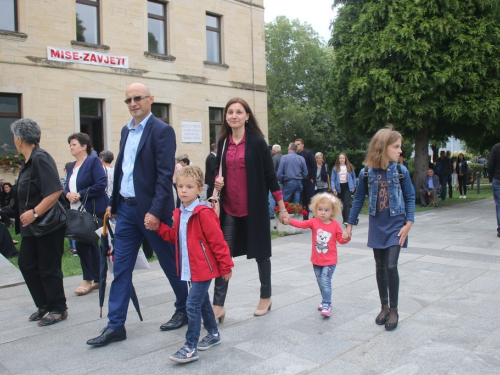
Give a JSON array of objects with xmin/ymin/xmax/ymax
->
[
  {"xmin": 119, "ymin": 112, "xmax": 153, "ymax": 198},
  {"xmin": 428, "ymin": 176, "xmax": 434, "ymax": 189},
  {"xmin": 179, "ymin": 198, "xmax": 203, "ymax": 281}
]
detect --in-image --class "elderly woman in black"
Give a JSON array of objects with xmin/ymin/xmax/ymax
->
[
  {"xmin": 212, "ymin": 98, "xmax": 290, "ymax": 321},
  {"xmin": 0, "ymin": 182, "xmax": 16, "ymax": 226},
  {"xmin": 12, "ymin": 118, "xmax": 68, "ymax": 326}
]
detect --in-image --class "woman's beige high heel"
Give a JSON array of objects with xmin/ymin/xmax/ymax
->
[
  {"xmin": 213, "ymin": 305, "xmax": 226, "ymax": 323},
  {"xmin": 254, "ymin": 298, "xmax": 272, "ymax": 316}
]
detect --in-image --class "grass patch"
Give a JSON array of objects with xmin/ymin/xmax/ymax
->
[
  {"xmin": 8, "ymin": 227, "xmax": 159, "ymax": 278},
  {"xmin": 271, "ymin": 230, "xmax": 289, "ymax": 240},
  {"xmin": 359, "ymin": 184, "xmax": 493, "ymax": 215}
]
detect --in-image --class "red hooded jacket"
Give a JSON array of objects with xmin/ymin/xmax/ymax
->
[{"xmin": 156, "ymin": 204, "xmax": 233, "ymax": 282}]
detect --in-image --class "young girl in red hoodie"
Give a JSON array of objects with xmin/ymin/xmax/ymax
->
[
  {"xmin": 284, "ymin": 193, "xmax": 349, "ymax": 317},
  {"xmin": 155, "ymin": 166, "xmax": 233, "ymax": 364}
]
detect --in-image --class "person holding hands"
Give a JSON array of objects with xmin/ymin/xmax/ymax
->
[
  {"xmin": 155, "ymin": 166, "xmax": 234, "ymax": 363},
  {"xmin": 346, "ymin": 127, "xmax": 415, "ymax": 331},
  {"xmin": 283, "ymin": 193, "xmax": 350, "ymax": 317}
]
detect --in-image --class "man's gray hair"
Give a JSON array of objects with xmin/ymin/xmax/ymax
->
[
  {"xmin": 99, "ymin": 150, "xmax": 114, "ymax": 163},
  {"xmin": 10, "ymin": 118, "xmax": 41, "ymax": 145},
  {"xmin": 288, "ymin": 143, "xmax": 298, "ymax": 152},
  {"xmin": 272, "ymin": 144, "xmax": 281, "ymax": 152},
  {"xmin": 315, "ymin": 152, "xmax": 324, "ymax": 159}
]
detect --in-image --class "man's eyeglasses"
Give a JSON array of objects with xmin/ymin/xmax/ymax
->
[{"xmin": 124, "ymin": 95, "xmax": 150, "ymax": 104}]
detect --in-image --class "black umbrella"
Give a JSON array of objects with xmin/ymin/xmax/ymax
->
[{"xmin": 99, "ymin": 213, "xmax": 143, "ymax": 321}]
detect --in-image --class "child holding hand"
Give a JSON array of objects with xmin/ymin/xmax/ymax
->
[
  {"xmin": 155, "ymin": 166, "xmax": 234, "ymax": 364},
  {"xmin": 284, "ymin": 193, "xmax": 349, "ymax": 317}
]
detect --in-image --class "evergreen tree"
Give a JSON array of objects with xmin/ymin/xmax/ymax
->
[{"xmin": 328, "ymin": 0, "xmax": 500, "ymax": 190}]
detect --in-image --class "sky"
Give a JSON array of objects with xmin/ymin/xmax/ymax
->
[{"xmin": 263, "ymin": 0, "xmax": 338, "ymax": 42}]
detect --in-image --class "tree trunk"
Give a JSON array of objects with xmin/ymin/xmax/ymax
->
[
  {"xmin": 414, "ymin": 128, "xmax": 430, "ymax": 204},
  {"xmin": 431, "ymin": 145, "xmax": 439, "ymax": 164}
]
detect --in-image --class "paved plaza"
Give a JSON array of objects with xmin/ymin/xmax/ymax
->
[{"xmin": 0, "ymin": 198, "xmax": 499, "ymax": 374}]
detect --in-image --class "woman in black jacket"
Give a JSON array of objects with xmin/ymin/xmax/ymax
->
[
  {"xmin": 456, "ymin": 153, "xmax": 468, "ymax": 199},
  {"xmin": 212, "ymin": 98, "xmax": 290, "ymax": 321},
  {"xmin": 0, "ymin": 182, "xmax": 16, "ymax": 226},
  {"xmin": 12, "ymin": 118, "xmax": 67, "ymax": 326}
]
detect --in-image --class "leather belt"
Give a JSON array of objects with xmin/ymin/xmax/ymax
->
[
  {"xmin": 121, "ymin": 196, "xmax": 137, "ymax": 205},
  {"xmin": 284, "ymin": 179, "xmax": 301, "ymax": 182}
]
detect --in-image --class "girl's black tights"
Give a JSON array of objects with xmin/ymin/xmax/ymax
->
[{"xmin": 373, "ymin": 245, "xmax": 400, "ymax": 308}]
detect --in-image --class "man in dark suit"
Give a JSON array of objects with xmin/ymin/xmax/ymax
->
[
  {"xmin": 295, "ymin": 138, "xmax": 317, "ymax": 219},
  {"xmin": 205, "ymin": 143, "xmax": 218, "ymax": 198},
  {"xmin": 87, "ymin": 83, "xmax": 188, "ymax": 347}
]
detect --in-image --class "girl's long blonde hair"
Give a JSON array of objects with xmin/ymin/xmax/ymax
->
[{"xmin": 364, "ymin": 127, "xmax": 402, "ymax": 169}]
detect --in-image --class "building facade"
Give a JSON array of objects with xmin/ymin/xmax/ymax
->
[{"xmin": 0, "ymin": 0, "xmax": 267, "ymax": 179}]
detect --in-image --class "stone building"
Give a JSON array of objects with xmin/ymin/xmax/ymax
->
[{"xmin": 0, "ymin": 0, "xmax": 267, "ymax": 179}]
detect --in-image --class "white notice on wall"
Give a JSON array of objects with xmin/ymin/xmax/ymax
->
[{"xmin": 181, "ymin": 121, "xmax": 202, "ymax": 143}]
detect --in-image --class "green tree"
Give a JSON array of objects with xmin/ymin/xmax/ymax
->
[
  {"xmin": 266, "ymin": 17, "xmax": 341, "ymax": 154},
  {"xmin": 148, "ymin": 32, "xmax": 159, "ymax": 54},
  {"xmin": 328, "ymin": 0, "xmax": 500, "ymax": 192},
  {"xmin": 76, "ymin": 14, "xmax": 86, "ymax": 42}
]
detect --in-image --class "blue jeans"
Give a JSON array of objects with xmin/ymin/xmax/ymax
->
[
  {"xmin": 282, "ymin": 180, "xmax": 302, "ymax": 204},
  {"xmin": 313, "ymin": 264, "xmax": 336, "ymax": 307},
  {"xmin": 268, "ymin": 191, "xmax": 276, "ymax": 217},
  {"xmin": 439, "ymin": 174, "xmax": 449, "ymax": 201},
  {"xmin": 493, "ymin": 178, "xmax": 500, "ymax": 233},
  {"xmin": 186, "ymin": 280, "xmax": 218, "ymax": 349}
]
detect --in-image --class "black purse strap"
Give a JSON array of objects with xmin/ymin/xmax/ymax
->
[{"xmin": 78, "ymin": 188, "xmax": 97, "ymax": 217}]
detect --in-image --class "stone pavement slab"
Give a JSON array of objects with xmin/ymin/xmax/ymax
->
[
  {"xmin": 0, "ymin": 255, "xmax": 23, "ymax": 289},
  {"xmin": 0, "ymin": 198, "xmax": 498, "ymax": 374}
]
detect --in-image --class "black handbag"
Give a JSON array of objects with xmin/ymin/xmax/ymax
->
[
  {"xmin": 25, "ymin": 162, "xmax": 68, "ymax": 237},
  {"xmin": 65, "ymin": 188, "xmax": 103, "ymax": 244}
]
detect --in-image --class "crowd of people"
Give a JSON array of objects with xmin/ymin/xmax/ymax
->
[{"xmin": 1, "ymin": 81, "xmax": 499, "ymax": 366}]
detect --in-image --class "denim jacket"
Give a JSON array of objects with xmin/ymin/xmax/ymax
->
[
  {"xmin": 348, "ymin": 162, "xmax": 415, "ymax": 225},
  {"xmin": 331, "ymin": 167, "xmax": 357, "ymax": 193}
]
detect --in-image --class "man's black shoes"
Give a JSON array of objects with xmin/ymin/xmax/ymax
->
[
  {"xmin": 87, "ymin": 326, "xmax": 126, "ymax": 347},
  {"xmin": 160, "ymin": 310, "xmax": 188, "ymax": 331}
]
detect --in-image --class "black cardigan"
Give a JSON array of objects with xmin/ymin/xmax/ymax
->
[{"xmin": 216, "ymin": 132, "xmax": 280, "ymax": 259}]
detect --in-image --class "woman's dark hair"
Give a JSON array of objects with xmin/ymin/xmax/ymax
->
[
  {"xmin": 458, "ymin": 153, "xmax": 465, "ymax": 161},
  {"xmin": 64, "ymin": 162, "xmax": 72, "ymax": 172},
  {"xmin": 181, "ymin": 158, "xmax": 190, "ymax": 165},
  {"xmin": 99, "ymin": 150, "xmax": 114, "ymax": 164},
  {"xmin": 218, "ymin": 97, "xmax": 264, "ymax": 141},
  {"xmin": 68, "ymin": 133, "xmax": 92, "ymax": 155},
  {"xmin": 1, "ymin": 182, "xmax": 13, "ymax": 198}
]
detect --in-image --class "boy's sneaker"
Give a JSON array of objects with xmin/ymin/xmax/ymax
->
[
  {"xmin": 321, "ymin": 305, "xmax": 331, "ymax": 317},
  {"xmin": 168, "ymin": 345, "xmax": 199, "ymax": 363},
  {"xmin": 69, "ymin": 248, "xmax": 78, "ymax": 257},
  {"xmin": 197, "ymin": 333, "xmax": 221, "ymax": 351}
]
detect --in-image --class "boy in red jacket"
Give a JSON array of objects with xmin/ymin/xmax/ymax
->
[{"xmin": 155, "ymin": 166, "xmax": 233, "ymax": 363}]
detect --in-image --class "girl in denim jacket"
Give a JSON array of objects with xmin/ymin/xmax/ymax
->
[{"xmin": 346, "ymin": 128, "xmax": 415, "ymax": 331}]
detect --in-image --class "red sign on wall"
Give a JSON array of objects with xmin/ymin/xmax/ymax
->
[{"xmin": 47, "ymin": 46, "xmax": 129, "ymax": 68}]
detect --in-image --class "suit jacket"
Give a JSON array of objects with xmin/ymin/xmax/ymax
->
[
  {"xmin": 110, "ymin": 114, "xmax": 176, "ymax": 221},
  {"xmin": 205, "ymin": 152, "xmax": 217, "ymax": 187},
  {"xmin": 65, "ymin": 156, "xmax": 108, "ymax": 215},
  {"xmin": 298, "ymin": 148, "xmax": 317, "ymax": 182},
  {"xmin": 422, "ymin": 175, "xmax": 440, "ymax": 193}
]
